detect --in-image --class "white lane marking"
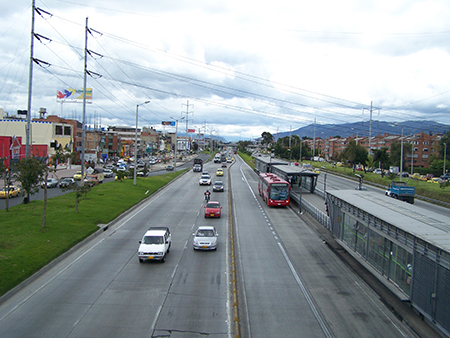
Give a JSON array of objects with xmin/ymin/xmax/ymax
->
[{"xmin": 239, "ymin": 164, "xmax": 333, "ymax": 338}]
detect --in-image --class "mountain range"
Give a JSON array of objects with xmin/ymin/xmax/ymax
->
[{"xmin": 273, "ymin": 120, "xmax": 450, "ymax": 140}]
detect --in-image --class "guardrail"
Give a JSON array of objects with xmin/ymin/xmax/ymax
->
[{"xmin": 291, "ymin": 191, "xmax": 331, "ymax": 230}]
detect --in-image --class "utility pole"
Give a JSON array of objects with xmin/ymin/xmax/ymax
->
[
  {"xmin": 182, "ymin": 100, "xmax": 193, "ymax": 153},
  {"xmin": 26, "ymin": 0, "xmax": 36, "ymax": 157},
  {"xmin": 313, "ymin": 118, "xmax": 316, "ymax": 158},
  {"xmin": 81, "ymin": 17, "xmax": 88, "ymax": 183}
]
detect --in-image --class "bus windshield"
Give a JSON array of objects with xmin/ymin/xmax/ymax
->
[{"xmin": 269, "ymin": 183, "xmax": 289, "ymax": 200}]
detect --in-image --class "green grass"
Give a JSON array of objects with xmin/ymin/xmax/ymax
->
[
  {"xmin": 238, "ymin": 151, "xmax": 255, "ymax": 169},
  {"xmin": 0, "ymin": 170, "xmax": 186, "ymax": 297}
]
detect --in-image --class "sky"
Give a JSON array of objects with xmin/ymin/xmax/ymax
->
[{"xmin": 1, "ymin": 0, "xmax": 450, "ymax": 141}]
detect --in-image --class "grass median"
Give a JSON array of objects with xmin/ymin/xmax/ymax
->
[{"xmin": 0, "ymin": 170, "xmax": 186, "ymax": 297}]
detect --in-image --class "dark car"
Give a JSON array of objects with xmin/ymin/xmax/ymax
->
[
  {"xmin": 58, "ymin": 177, "xmax": 75, "ymax": 188},
  {"xmin": 212, "ymin": 181, "xmax": 224, "ymax": 192},
  {"xmin": 441, "ymin": 173, "xmax": 450, "ymax": 181},
  {"xmin": 166, "ymin": 165, "xmax": 174, "ymax": 171}
]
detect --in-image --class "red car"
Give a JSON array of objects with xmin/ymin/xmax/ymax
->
[{"xmin": 204, "ymin": 201, "xmax": 222, "ymax": 218}]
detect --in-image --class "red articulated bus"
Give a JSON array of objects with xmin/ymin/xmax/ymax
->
[{"xmin": 258, "ymin": 173, "xmax": 291, "ymax": 207}]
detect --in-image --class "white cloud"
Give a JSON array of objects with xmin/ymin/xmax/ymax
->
[{"xmin": 1, "ymin": 0, "xmax": 450, "ymax": 141}]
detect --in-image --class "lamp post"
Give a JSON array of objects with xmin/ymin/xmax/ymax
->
[
  {"xmin": 444, "ymin": 143, "xmax": 447, "ymax": 175},
  {"xmin": 134, "ymin": 101, "xmax": 150, "ymax": 186},
  {"xmin": 170, "ymin": 116, "xmax": 185, "ymax": 172}
]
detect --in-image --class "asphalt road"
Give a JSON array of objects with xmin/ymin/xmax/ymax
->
[
  {"xmin": 0, "ymin": 155, "xmax": 426, "ymax": 337},
  {"xmin": 231, "ymin": 157, "xmax": 419, "ymax": 338}
]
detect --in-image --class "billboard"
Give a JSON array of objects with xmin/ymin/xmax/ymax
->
[
  {"xmin": 187, "ymin": 129, "xmax": 195, "ymax": 133},
  {"xmin": 161, "ymin": 121, "xmax": 176, "ymax": 126},
  {"xmin": 57, "ymin": 88, "xmax": 92, "ymax": 103}
]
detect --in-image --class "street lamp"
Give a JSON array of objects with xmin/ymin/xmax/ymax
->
[
  {"xmin": 134, "ymin": 101, "xmax": 150, "ymax": 186},
  {"xmin": 444, "ymin": 143, "xmax": 447, "ymax": 175},
  {"xmin": 170, "ymin": 116, "xmax": 185, "ymax": 172}
]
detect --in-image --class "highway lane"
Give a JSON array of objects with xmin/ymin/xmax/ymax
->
[
  {"xmin": 0, "ymin": 160, "xmax": 231, "ymax": 337},
  {"xmin": 232, "ymin": 156, "xmax": 420, "ymax": 338}
]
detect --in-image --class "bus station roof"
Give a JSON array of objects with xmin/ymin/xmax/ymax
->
[{"xmin": 327, "ymin": 189, "xmax": 450, "ymax": 253}]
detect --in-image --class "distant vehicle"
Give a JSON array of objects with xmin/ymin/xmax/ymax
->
[
  {"xmin": 84, "ymin": 175, "xmax": 100, "ymax": 187},
  {"xmin": 216, "ymin": 168, "xmax": 224, "ymax": 176},
  {"xmin": 193, "ymin": 164, "xmax": 202, "ymax": 172},
  {"xmin": 0, "ymin": 186, "xmax": 20, "ymax": 198},
  {"xmin": 399, "ymin": 172, "xmax": 409, "ymax": 178},
  {"xmin": 138, "ymin": 227, "xmax": 171, "ymax": 263},
  {"xmin": 58, "ymin": 177, "xmax": 75, "ymax": 188},
  {"xmin": 199, "ymin": 173, "xmax": 211, "ymax": 185},
  {"xmin": 441, "ymin": 173, "xmax": 450, "ymax": 181},
  {"xmin": 258, "ymin": 173, "xmax": 291, "ymax": 207},
  {"xmin": 204, "ymin": 201, "xmax": 222, "ymax": 218},
  {"xmin": 212, "ymin": 181, "xmax": 224, "ymax": 192},
  {"xmin": 385, "ymin": 181, "xmax": 415, "ymax": 204},
  {"xmin": 373, "ymin": 168, "xmax": 383, "ymax": 175},
  {"xmin": 103, "ymin": 169, "xmax": 114, "ymax": 178},
  {"xmin": 214, "ymin": 154, "xmax": 221, "ymax": 163},
  {"xmin": 73, "ymin": 171, "xmax": 86, "ymax": 180},
  {"xmin": 389, "ymin": 166, "xmax": 399, "ymax": 174},
  {"xmin": 41, "ymin": 178, "xmax": 59, "ymax": 188},
  {"xmin": 221, "ymin": 162, "xmax": 227, "ymax": 168},
  {"xmin": 193, "ymin": 158, "xmax": 203, "ymax": 171},
  {"xmin": 166, "ymin": 165, "xmax": 174, "ymax": 171},
  {"xmin": 193, "ymin": 226, "xmax": 218, "ymax": 250}
]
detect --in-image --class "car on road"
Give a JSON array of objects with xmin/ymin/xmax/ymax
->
[
  {"xmin": 199, "ymin": 173, "xmax": 211, "ymax": 185},
  {"xmin": 193, "ymin": 226, "xmax": 218, "ymax": 250},
  {"xmin": 441, "ymin": 173, "xmax": 450, "ymax": 181},
  {"xmin": 166, "ymin": 165, "xmax": 174, "ymax": 171},
  {"xmin": 216, "ymin": 168, "xmax": 224, "ymax": 176},
  {"xmin": 84, "ymin": 176, "xmax": 100, "ymax": 187},
  {"xmin": 138, "ymin": 227, "xmax": 172, "ymax": 263},
  {"xmin": 73, "ymin": 171, "xmax": 86, "ymax": 180},
  {"xmin": 212, "ymin": 181, "xmax": 224, "ymax": 192},
  {"xmin": 0, "ymin": 186, "xmax": 20, "ymax": 198},
  {"xmin": 58, "ymin": 177, "xmax": 75, "ymax": 188},
  {"xmin": 193, "ymin": 164, "xmax": 202, "ymax": 172},
  {"xmin": 373, "ymin": 168, "xmax": 383, "ymax": 175},
  {"xmin": 221, "ymin": 162, "xmax": 227, "ymax": 168},
  {"xmin": 204, "ymin": 201, "xmax": 222, "ymax": 218},
  {"xmin": 103, "ymin": 169, "xmax": 114, "ymax": 178},
  {"xmin": 427, "ymin": 177, "xmax": 442, "ymax": 184},
  {"xmin": 41, "ymin": 178, "xmax": 59, "ymax": 188}
]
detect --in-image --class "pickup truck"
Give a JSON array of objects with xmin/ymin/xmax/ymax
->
[
  {"xmin": 138, "ymin": 227, "xmax": 172, "ymax": 263},
  {"xmin": 385, "ymin": 181, "xmax": 415, "ymax": 204}
]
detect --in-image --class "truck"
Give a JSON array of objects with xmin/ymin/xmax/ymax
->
[
  {"xmin": 138, "ymin": 227, "xmax": 172, "ymax": 263},
  {"xmin": 193, "ymin": 158, "xmax": 203, "ymax": 172},
  {"xmin": 385, "ymin": 181, "xmax": 415, "ymax": 204}
]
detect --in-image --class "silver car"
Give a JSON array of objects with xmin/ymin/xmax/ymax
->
[{"xmin": 193, "ymin": 226, "xmax": 218, "ymax": 250}]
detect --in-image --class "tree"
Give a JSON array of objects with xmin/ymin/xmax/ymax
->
[
  {"xmin": 16, "ymin": 156, "xmax": 46, "ymax": 204},
  {"xmin": 261, "ymin": 131, "xmax": 274, "ymax": 147},
  {"xmin": 341, "ymin": 140, "xmax": 368, "ymax": 170},
  {"xmin": 372, "ymin": 147, "xmax": 391, "ymax": 169}
]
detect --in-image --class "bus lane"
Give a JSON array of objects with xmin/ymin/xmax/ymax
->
[{"xmin": 231, "ymin": 155, "xmax": 419, "ymax": 338}]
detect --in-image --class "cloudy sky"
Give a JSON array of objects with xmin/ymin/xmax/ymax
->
[{"xmin": 1, "ymin": 0, "xmax": 450, "ymax": 141}]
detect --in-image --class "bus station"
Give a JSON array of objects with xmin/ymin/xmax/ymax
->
[
  {"xmin": 253, "ymin": 155, "xmax": 319, "ymax": 193},
  {"xmin": 326, "ymin": 189, "xmax": 450, "ymax": 337}
]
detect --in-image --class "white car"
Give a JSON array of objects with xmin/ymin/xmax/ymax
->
[
  {"xmin": 103, "ymin": 169, "xmax": 114, "ymax": 178},
  {"xmin": 199, "ymin": 173, "xmax": 211, "ymax": 185},
  {"xmin": 138, "ymin": 227, "xmax": 171, "ymax": 263},
  {"xmin": 193, "ymin": 226, "xmax": 218, "ymax": 250},
  {"xmin": 41, "ymin": 178, "xmax": 59, "ymax": 188}
]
